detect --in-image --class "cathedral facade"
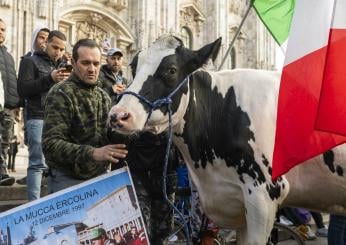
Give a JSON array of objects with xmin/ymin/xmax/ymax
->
[{"xmin": 0, "ymin": 0, "xmax": 276, "ymax": 71}]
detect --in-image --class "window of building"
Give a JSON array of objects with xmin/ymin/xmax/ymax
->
[
  {"xmin": 181, "ymin": 26, "xmax": 192, "ymax": 49},
  {"xmin": 230, "ymin": 47, "xmax": 236, "ymax": 69}
]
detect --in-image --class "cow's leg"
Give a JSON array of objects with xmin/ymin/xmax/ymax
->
[{"xmin": 241, "ymin": 192, "xmax": 278, "ymax": 244}]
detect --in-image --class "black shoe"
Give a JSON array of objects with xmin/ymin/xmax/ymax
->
[
  {"xmin": 0, "ymin": 174, "xmax": 15, "ymax": 186},
  {"xmin": 16, "ymin": 176, "xmax": 27, "ymax": 185}
]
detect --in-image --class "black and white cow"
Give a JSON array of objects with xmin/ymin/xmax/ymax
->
[{"xmin": 108, "ymin": 35, "xmax": 346, "ymax": 244}]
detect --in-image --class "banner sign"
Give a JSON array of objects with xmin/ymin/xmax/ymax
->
[{"xmin": 0, "ymin": 167, "xmax": 149, "ymax": 245}]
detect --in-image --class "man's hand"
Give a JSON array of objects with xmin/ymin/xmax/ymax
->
[
  {"xmin": 92, "ymin": 144, "xmax": 127, "ymax": 163},
  {"xmin": 112, "ymin": 84, "xmax": 125, "ymax": 94},
  {"xmin": 51, "ymin": 68, "xmax": 71, "ymax": 83}
]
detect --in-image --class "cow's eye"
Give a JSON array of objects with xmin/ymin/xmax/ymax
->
[{"xmin": 168, "ymin": 67, "xmax": 176, "ymax": 75}]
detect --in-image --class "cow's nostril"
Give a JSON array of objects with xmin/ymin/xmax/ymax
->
[
  {"xmin": 122, "ymin": 112, "xmax": 130, "ymax": 121},
  {"xmin": 110, "ymin": 114, "xmax": 117, "ymax": 123},
  {"xmin": 117, "ymin": 111, "xmax": 130, "ymax": 121}
]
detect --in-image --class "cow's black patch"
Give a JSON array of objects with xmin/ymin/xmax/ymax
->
[
  {"xmin": 323, "ymin": 150, "xmax": 344, "ymax": 176},
  {"xmin": 136, "ymin": 45, "xmax": 202, "ymax": 117},
  {"xmin": 248, "ymin": 189, "xmax": 252, "ymax": 195},
  {"xmin": 266, "ymin": 183, "xmax": 281, "ymax": 200},
  {"xmin": 262, "ymin": 154, "xmax": 269, "ymax": 167},
  {"xmin": 336, "ymin": 166, "xmax": 344, "ymax": 176},
  {"xmin": 175, "ymin": 71, "xmax": 278, "ymax": 191},
  {"xmin": 175, "ymin": 70, "xmax": 282, "ymax": 200}
]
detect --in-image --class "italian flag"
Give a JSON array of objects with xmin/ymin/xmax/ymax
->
[
  {"xmin": 269, "ymin": 0, "xmax": 346, "ymax": 179},
  {"xmin": 253, "ymin": 0, "xmax": 295, "ymax": 51}
]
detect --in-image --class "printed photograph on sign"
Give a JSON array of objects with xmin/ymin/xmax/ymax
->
[{"xmin": 0, "ymin": 167, "xmax": 149, "ymax": 245}]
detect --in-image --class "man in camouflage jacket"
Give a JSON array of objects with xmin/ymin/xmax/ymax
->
[{"xmin": 42, "ymin": 39, "xmax": 127, "ymax": 193}]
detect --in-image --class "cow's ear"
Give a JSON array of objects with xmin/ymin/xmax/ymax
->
[
  {"xmin": 195, "ymin": 37, "xmax": 222, "ymax": 65},
  {"xmin": 130, "ymin": 51, "xmax": 140, "ymax": 79}
]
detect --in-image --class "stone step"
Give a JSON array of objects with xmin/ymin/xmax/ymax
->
[{"xmin": 0, "ymin": 185, "xmax": 48, "ymax": 213}]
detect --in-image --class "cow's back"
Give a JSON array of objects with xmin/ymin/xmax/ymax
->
[{"xmin": 284, "ymin": 144, "xmax": 346, "ymax": 215}]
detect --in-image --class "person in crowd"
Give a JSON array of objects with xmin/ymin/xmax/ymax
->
[
  {"xmin": 17, "ymin": 30, "xmax": 69, "ymax": 200},
  {"xmin": 280, "ymin": 207, "xmax": 317, "ymax": 240},
  {"xmin": 112, "ymin": 230, "xmax": 126, "ymax": 245},
  {"xmin": 99, "ymin": 47, "xmax": 127, "ymax": 103},
  {"xmin": 90, "ymin": 228, "xmax": 115, "ymax": 245},
  {"xmin": 0, "ymin": 18, "xmax": 20, "ymax": 186},
  {"xmin": 328, "ymin": 214, "xmax": 346, "ymax": 245},
  {"xmin": 310, "ymin": 211, "xmax": 328, "ymax": 237},
  {"xmin": 123, "ymin": 225, "xmax": 147, "ymax": 245},
  {"xmin": 27, "ymin": 26, "xmax": 50, "ymax": 57},
  {"xmin": 7, "ymin": 135, "xmax": 19, "ymax": 172},
  {"xmin": 42, "ymin": 38, "xmax": 127, "ymax": 193},
  {"xmin": 16, "ymin": 26, "xmax": 50, "ymax": 185}
]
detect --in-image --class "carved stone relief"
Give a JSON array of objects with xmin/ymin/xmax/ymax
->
[
  {"xmin": 37, "ymin": 0, "xmax": 48, "ymax": 18},
  {"xmin": 106, "ymin": 0, "xmax": 128, "ymax": 11},
  {"xmin": 0, "ymin": 0, "xmax": 11, "ymax": 8},
  {"xmin": 76, "ymin": 21, "xmax": 107, "ymax": 45}
]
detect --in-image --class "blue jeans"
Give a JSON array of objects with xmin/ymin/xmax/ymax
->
[
  {"xmin": 328, "ymin": 214, "xmax": 346, "ymax": 245},
  {"xmin": 48, "ymin": 169, "xmax": 84, "ymax": 193},
  {"xmin": 26, "ymin": 119, "xmax": 47, "ymax": 201}
]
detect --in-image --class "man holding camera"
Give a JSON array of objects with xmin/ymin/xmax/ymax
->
[{"xmin": 17, "ymin": 30, "xmax": 70, "ymax": 201}]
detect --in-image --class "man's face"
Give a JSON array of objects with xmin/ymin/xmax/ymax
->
[
  {"xmin": 46, "ymin": 36, "xmax": 66, "ymax": 62},
  {"xmin": 35, "ymin": 30, "xmax": 49, "ymax": 52},
  {"xmin": 72, "ymin": 46, "xmax": 101, "ymax": 85},
  {"xmin": 0, "ymin": 21, "xmax": 6, "ymax": 46},
  {"xmin": 106, "ymin": 54, "xmax": 123, "ymax": 73},
  {"xmin": 91, "ymin": 239, "xmax": 103, "ymax": 245}
]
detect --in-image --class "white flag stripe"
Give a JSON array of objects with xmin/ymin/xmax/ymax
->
[
  {"xmin": 284, "ymin": 0, "xmax": 335, "ymax": 65},
  {"xmin": 332, "ymin": 0, "xmax": 346, "ymax": 28}
]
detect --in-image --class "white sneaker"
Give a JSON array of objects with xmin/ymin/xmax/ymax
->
[
  {"xmin": 279, "ymin": 215, "xmax": 293, "ymax": 226},
  {"xmin": 306, "ymin": 226, "xmax": 317, "ymax": 240}
]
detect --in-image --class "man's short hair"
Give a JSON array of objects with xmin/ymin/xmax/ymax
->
[
  {"xmin": 72, "ymin": 38, "xmax": 101, "ymax": 61},
  {"xmin": 47, "ymin": 30, "xmax": 66, "ymax": 42},
  {"xmin": 39, "ymin": 27, "xmax": 50, "ymax": 34}
]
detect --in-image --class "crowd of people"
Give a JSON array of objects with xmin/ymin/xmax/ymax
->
[
  {"xmin": 88, "ymin": 226, "xmax": 148, "ymax": 245},
  {"xmin": 0, "ymin": 17, "xmax": 345, "ymax": 244}
]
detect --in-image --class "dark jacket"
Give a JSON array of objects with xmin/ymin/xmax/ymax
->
[
  {"xmin": 17, "ymin": 50, "xmax": 60, "ymax": 119},
  {"xmin": 42, "ymin": 74, "xmax": 112, "ymax": 179},
  {"xmin": 99, "ymin": 64, "xmax": 127, "ymax": 103},
  {"xmin": 0, "ymin": 46, "xmax": 20, "ymax": 109}
]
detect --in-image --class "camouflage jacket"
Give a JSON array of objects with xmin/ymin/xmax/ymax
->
[{"xmin": 42, "ymin": 74, "xmax": 112, "ymax": 179}]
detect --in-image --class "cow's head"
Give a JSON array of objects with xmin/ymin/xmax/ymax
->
[{"xmin": 109, "ymin": 35, "xmax": 222, "ymax": 135}]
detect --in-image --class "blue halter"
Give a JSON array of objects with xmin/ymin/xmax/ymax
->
[{"xmin": 121, "ymin": 75, "xmax": 191, "ymax": 242}]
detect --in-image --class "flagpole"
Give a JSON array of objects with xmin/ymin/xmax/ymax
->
[{"xmin": 218, "ymin": 1, "xmax": 254, "ymax": 71}]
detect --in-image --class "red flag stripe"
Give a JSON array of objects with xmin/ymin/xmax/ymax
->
[
  {"xmin": 272, "ymin": 44, "xmax": 346, "ymax": 179},
  {"xmin": 316, "ymin": 29, "xmax": 346, "ymax": 134}
]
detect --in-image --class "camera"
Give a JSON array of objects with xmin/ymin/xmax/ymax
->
[{"xmin": 58, "ymin": 61, "xmax": 73, "ymax": 72}]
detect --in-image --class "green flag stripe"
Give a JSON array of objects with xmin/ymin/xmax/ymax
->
[{"xmin": 253, "ymin": 0, "xmax": 295, "ymax": 46}]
